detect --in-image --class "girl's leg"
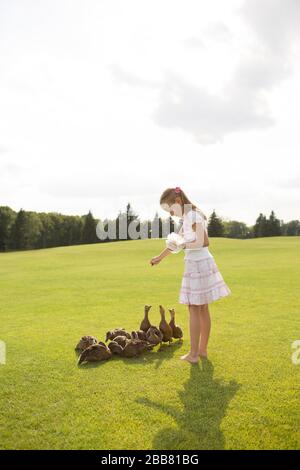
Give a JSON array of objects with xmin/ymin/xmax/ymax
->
[
  {"xmin": 180, "ymin": 304, "xmax": 201, "ymax": 363},
  {"xmin": 198, "ymin": 304, "xmax": 211, "ymax": 357}
]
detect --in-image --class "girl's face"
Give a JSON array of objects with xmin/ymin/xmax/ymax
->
[{"xmin": 161, "ymin": 197, "xmax": 183, "ymax": 217}]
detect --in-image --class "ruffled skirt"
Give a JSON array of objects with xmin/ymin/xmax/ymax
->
[{"xmin": 179, "ymin": 257, "xmax": 231, "ymax": 306}]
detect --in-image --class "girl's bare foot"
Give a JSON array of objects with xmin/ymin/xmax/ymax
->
[
  {"xmin": 198, "ymin": 349, "xmax": 208, "ymax": 359},
  {"xmin": 180, "ymin": 352, "xmax": 199, "ymax": 363}
]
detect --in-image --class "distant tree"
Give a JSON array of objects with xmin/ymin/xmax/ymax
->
[
  {"xmin": 60, "ymin": 215, "xmax": 83, "ymax": 246},
  {"xmin": 10, "ymin": 209, "xmax": 28, "ymax": 249},
  {"xmin": 224, "ymin": 220, "xmax": 249, "ymax": 239},
  {"xmin": 26, "ymin": 212, "xmax": 42, "ymax": 248},
  {"xmin": 71, "ymin": 216, "xmax": 84, "ymax": 245},
  {"xmin": 246, "ymin": 226, "xmax": 255, "ymax": 238},
  {"xmin": 10, "ymin": 209, "xmax": 41, "ymax": 250},
  {"xmin": 267, "ymin": 210, "xmax": 281, "ymax": 236},
  {"xmin": 282, "ymin": 220, "xmax": 300, "ymax": 236},
  {"xmin": 208, "ymin": 211, "xmax": 224, "ymax": 237},
  {"xmin": 0, "ymin": 206, "xmax": 16, "ymax": 251},
  {"xmin": 82, "ymin": 211, "xmax": 97, "ymax": 244},
  {"xmin": 39, "ymin": 213, "xmax": 63, "ymax": 248},
  {"xmin": 126, "ymin": 203, "xmax": 139, "ymax": 240},
  {"xmin": 38, "ymin": 213, "xmax": 52, "ymax": 248},
  {"xmin": 254, "ymin": 211, "xmax": 281, "ymax": 237},
  {"xmin": 253, "ymin": 213, "xmax": 268, "ymax": 237}
]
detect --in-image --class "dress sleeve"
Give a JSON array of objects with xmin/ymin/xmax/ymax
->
[
  {"xmin": 184, "ymin": 211, "xmax": 206, "ymax": 249},
  {"xmin": 190, "ymin": 210, "xmax": 204, "ymax": 224}
]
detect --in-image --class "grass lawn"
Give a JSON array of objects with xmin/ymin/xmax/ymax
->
[{"xmin": 0, "ymin": 237, "xmax": 299, "ymax": 450}]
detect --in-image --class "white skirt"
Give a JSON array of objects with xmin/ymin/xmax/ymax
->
[{"xmin": 179, "ymin": 256, "xmax": 231, "ymax": 306}]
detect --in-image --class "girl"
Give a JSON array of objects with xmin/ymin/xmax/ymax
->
[{"xmin": 150, "ymin": 187, "xmax": 231, "ymax": 364}]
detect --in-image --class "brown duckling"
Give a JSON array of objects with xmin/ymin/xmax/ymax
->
[
  {"xmin": 108, "ymin": 341, "xmax": 123, "ymax": 355},
  {"xmin": 146, "ymin": 326, "xmax": 163, "ymax": 346},
  {"xmin": 140, "ymin": 305, "xmax": 152, "ymax": 332},
  {"xmin": 133, "ymin": 331, "xmax": 155, "ymax": 348},
  {"xmin": 105, "ymin": 329, "xmax": 131, "ymax": 342},
  {"xmin": 122, "ymin": 338, "xmax": 152, "ymax": 358},
  {"xmin": 159, "ymin": 305, "xmax": 173, "ymax": 344},
  {"xmin": 111, "ymin": 335, "xmax": 128, "ymax": 348},
  {"xmin": 75, "ymin": 335, "xmax": 98, "ymax": 354},
  {"xmin": 78, "ymin": 343, "xmax": 112, "ymax": 365},
  {"xmin": 169, "ymin": 308, "xmax": 183, "ymax": 340},
  {"xmin": 131, "ymin": 330, "xmax": 147, "ymax": 341}
]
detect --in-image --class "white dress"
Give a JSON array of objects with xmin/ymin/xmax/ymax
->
[{"xmin": 167, "ymin": 210, "xmax": 231, "ymax": 306}]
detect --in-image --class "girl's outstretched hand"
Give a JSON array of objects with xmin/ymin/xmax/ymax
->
[
  {"xmin": 150, "ymin": 255, "xmax": 162, "ymax": 266},
  {"xmin": 150, "ymin": 247, "xmax": 171, "ymax": 265}
]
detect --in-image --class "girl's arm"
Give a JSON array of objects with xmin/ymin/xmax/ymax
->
[
  {"xmin": 150, "ymin": 247, "xmax": 172, "ymax": 266},
  {"xmin": 184, "ymin": 221, "xmax": 209, "ymax": 249}
]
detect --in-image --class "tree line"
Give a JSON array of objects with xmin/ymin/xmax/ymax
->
[
  {"xmin": 208, "ymin": 210, "xmax": 299, "ymax": 238},
  {"xmin": 0, "ymin": 204, "xmax": 299, "ymax": 252}
]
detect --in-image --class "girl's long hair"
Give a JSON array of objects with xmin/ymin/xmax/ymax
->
[{"xmin": 159, "ymin": 187, "xmax": 207, "ymax": 220}]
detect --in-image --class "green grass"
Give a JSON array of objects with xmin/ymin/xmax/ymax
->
[{"xmin": 0, "ymin": 237, "xmax": 299, "ymax": 450}]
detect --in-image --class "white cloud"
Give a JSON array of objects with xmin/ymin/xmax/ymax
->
[
  {"xmin": 272, "ymin": 177, "xmax": 300, "ymax": 189},
  {"xmin": 112, "ymin": 0, "xmax": 300, "ymax": 144}
]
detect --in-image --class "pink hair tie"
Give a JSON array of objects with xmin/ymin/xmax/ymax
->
[{"xmin": 174, "ymin": 186, "xmax": 181, "ymax": 194}]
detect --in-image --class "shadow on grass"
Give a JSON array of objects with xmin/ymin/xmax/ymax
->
[
  {"xmin": 118, "ymin": 341, "xmax": 184, "ymax": 369},
  {"xmin": 136, "ymin": 359, "xmax": 240, "ymax": 450}
]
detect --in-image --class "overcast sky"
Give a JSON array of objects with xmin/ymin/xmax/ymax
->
[{"xmin": 0, "ymin": 0, "xmax": 300, "ymax": 224}]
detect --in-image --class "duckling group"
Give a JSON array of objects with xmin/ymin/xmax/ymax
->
[{"xmin": 75, "ymin": 305, "xmax": 183, "ymax": 365}]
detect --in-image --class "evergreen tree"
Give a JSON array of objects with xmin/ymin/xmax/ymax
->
[
  {"xmin": 126, "ymin": 203, "xmax": 139, "ymax": 240},
  {"xmin": 26, "ymin": 212, "xmax": 42, "ymax": 248},
  {"xmin": 224, "ymin": 220, "xmax": 249, "ymax": 239},
  {"xmin": 40, "ymin": 213, "xmax": 63, "ymax": 247},
  {"xmin": 208, "ymin": 210, "xmax": 224, "ymax": 237},
  {"xmin": 267, "ymin": 211, "xmax": 281, "ymax": 236},
  {"xmin": 253, "ymin": 213, "xmax": 268, "ymax": 237},
  {"xmin": 10, "ymin": 209, "xmax": 28, "ymax": 249},
  {"xmin": 0, "ymin": 206, "xmax": 16, "ymax": 251},
  {"xmin": 82, "ymin": 211, "xmax": 97, "ymax": 244},
  {"xmin": 283, "ymin": 220, "xmax": 300, "ymax": 236}
]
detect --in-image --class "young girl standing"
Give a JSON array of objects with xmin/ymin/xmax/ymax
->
[{"xmin": 150, "ymin": 187, "xmax": 231, "ymax": 364}]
